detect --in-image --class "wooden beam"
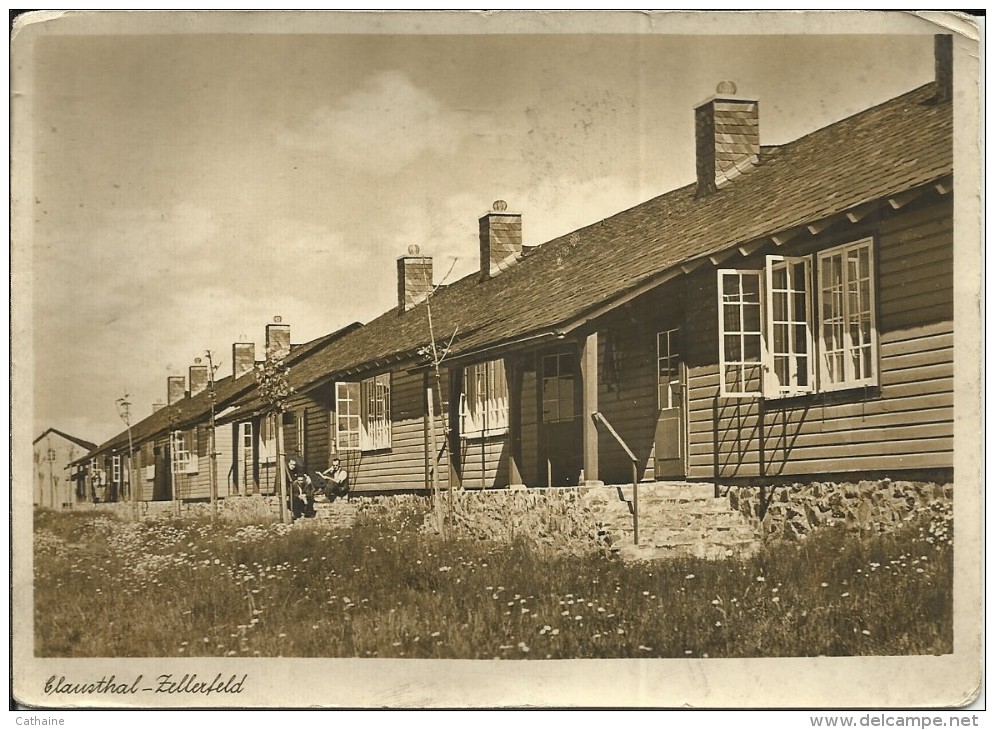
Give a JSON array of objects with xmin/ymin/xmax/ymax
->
[
  {"xmin": 708, "ymin": 249, "xmax": 737, "ymax": 266},
  {"xmin": 738, "ymin": 240, "xmax": 766, "ymax": 257},
  {"xmin": 580, "ymin": 331, "xmax": 600, "ymax": 486},
  {"xmin": 680, "ymin": 258, "xmax": 707, "ymax": 274},
  {"xmin": 845, "ymin": 202, "xmax": 877, "ymax": 224},
  {"xmin": 935, "ymin": 178, "xmax": 953, "ymax": 196},
  {"xmin": 771, "ymin": 227, "xmax": 805, "ymax": 246},
  {"xmin": 888, "ymin": 188, "xmax": 926, "ymax": 210},
  {"xmin": 807, "ymin": 219, "xmax": 833, "ymax": 235}
]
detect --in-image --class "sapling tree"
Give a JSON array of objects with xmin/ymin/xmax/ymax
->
[
  {"xmin": 256, "ymin": 354, "xmax": 294, "ymax": 524},
  {"xmin": 416, "ymin": 257, "xmax": 460, "ymax": 535}
]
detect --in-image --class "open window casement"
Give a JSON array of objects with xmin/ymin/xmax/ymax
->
[
  {"xmin": 764, "ymin": 255, "xmax": 815, "ymax": 398},
  {"xmin": 334, "ymin": 381, "xmax": 361, "ymax": 452},
  {"xmin": 816, "ymin": 238, "xmax": 879, "ymax": 392},
  {"xmin": 718, "ymin": 269, "xmax": 765, "ymax": 398}
]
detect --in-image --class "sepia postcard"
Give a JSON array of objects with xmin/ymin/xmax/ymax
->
[{"xmin": 10, "ymin": 10, "xmax": 983, "ymax": 710}]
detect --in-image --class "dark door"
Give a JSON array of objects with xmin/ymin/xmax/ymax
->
[
  {"xmin": 655, "ymin": 328, "xmax": 688, "ymax": 479},
  {"xmin": 539, "ymin": 352, "xmax": 582, "ymax": 486},
  {"xmin": 152, "ymin": 445, "xmax": 172, "ymax": 501}
]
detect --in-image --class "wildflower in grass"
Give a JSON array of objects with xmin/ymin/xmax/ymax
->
[
  {"xmin": 551, "ymin": 629, "xmax": 559, "ymax": 636},
  {"xmin": 711, "ymin": 599, "xmax": 720, "ymax": 605},
  {"xmin": 715, "ymin": 621, "xmax": 722, "ymax": 627},
  {"xmin": 841, "ymin": 592, "xmax": 850, "ymax": 598},
  {"xmin": 638, "ymin": 645, "xmax": 653, "ymax": 651},
  {"xmin": 518, "ymin": 642, "xmax": 529, "ymax": 653},
  {"xmin": 756, "ymin": 576, "xmax": 765, "ymax": 583},
  {"xmin": 561, "ymin": 610, "xmax": 570, "ymax": 616},
  {"xmin": 616, "ymin": 628, "xmax": 625, "ymax": 635},
  {"xmin": 821, "ymin": 582, "xmax": 829, "ymax": 588},
  {"xmin": 685, "ymin": 574, "xmax": 695, "ymax": 580},
  {"xmin": 862, "ymin": 630, "xmax": 871, "ymax": 636},
  {"xmin": 430, "ymin": 631, "xmax": 440, "ymax": 638},
  {"xmin": 772, "ymin": 597, "xmax": 780, "ymax": 603},
  {"xmin": 573, "ymin": 614, "xmax": 582, "ymax": 621},
  {"xmin": 642, "ymin": 591, "xmax": 649, "ymax": 596},
  {"xmin": 684, "ymin": 650, "xmax": 692, "ymax": 655}
]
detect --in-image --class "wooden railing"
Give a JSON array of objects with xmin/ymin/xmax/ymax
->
[{"xmin": 592, "ymin": 411, "xmax": 640, "ymax": 545}]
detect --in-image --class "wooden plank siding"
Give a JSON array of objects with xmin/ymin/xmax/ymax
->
[
  {"xmin": 326, "ymin": 368, "xmax": 450, "ymax": 493},
  {"xmin": 677, "ymin": 196, "xmax": 953, "ymax": 480},
  {"xmin": 457, "ymin": 435, "xmax": 510, "ymax": 489}
]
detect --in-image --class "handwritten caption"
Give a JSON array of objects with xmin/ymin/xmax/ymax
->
[{"xmin": 44, "ymin": 674, "xmax": 247, "ymax": 697}]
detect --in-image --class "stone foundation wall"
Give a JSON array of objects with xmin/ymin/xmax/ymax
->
[
  {"xmin": 725, "ymin": 479, "xmax": 953, "ymax": 541},
  {"xmin": 72, "ymin": 496, "xmax": 281, "ymax": 524}
]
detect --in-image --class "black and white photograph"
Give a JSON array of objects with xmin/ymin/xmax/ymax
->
[{"xmin": 11, "ymin": 10, "xmax": 983, "ymax": 710}]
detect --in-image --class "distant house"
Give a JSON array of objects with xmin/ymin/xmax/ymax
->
[
  {"xmin": 77, "ymin": 321, "xmax": 361, "ymax": 503},
  {"xmin": 84, "ymin": 36, "xmax": 955, "ymax": 502},
  {"xmin": 33, "ymin": 428, "xmax": 96, "ymax": 509}
]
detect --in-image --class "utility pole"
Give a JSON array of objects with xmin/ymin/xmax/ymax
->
[
  {"xmin": 116, "ymin": 393, "xmax": 137, "ymax": 520},
  {"xmin": 205, "ymin": 349, "xmax": 219, "ymax": 519}
]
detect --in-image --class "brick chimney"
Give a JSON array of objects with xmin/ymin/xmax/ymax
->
[
  {"xmin": 397, "ymin": 245, "xmax": 433, "ymax": 313},
  {"xmin": 934, "ymin": 34, "xmax": 953, "ymax": 103},
  {"xmin": 233, "ymin": 340, "xmax": 256, "ymax": 379},
  {"xmin": 265, "ymin": 316, "xmax": 291, "ymax": 361},
  {"xmin": 189, "ymin": 360, "xmax": 209, "ymax": 397},
  {"xmin": 695, "ymin": 82, "xmax": 759, "ymax": 196},
  {"xmin": 152, "ymin": 401, "xmax": 166, "ymax": 413},
  {"xmin": 167, "ymin": 376, "xmax": 186, "ymax": 406},
  {"xmin": 479, "ymin": 200, "xmax": 522, "ymax": 279}
]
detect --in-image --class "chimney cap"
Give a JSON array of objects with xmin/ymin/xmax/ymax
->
[
  {"xmin": 194, "ymin": 357, "xmax": 202, "ymax": 365},
  {"xmin": 716, "ymin": 80, "xmax": 737, "ymax": 95},
  {"xmin": 408, "ymin": 244, "xmax": 421, "ymax": 256},
  {"xmin": 492, "ymin": 200, "xmax": 508, "ymax": 212},
  {"xmin": 273, "ymin": 315, "xmax": 282, "ymax": 324}
]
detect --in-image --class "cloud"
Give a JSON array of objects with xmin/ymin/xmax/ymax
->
[{"xmin": 275, "ymin": 71, "xmax": 474, "ymax": 175}]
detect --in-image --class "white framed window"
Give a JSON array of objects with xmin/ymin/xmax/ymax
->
[
  {"xmin": 111, "ymin": 455, "xmax": 121, "ymax": 484},
  {"xmin": 335, "ymin": 381, "xmax": 361, "ymax": 451},
  {"xmin": 717, "ymin": 270, "xmax": 764, "ymax": 397},
  {"xmin": 170, "ymin": 431, "xmax": 198, "ymax": 474},
  {"xmin": 336, "ymin": 374, "xmax": 391, "ymax": 451},
  {"xmin": 818, "ymin": 239, "xmax": 877, "ymax": 391},
  {"xmin": 145, "ymin": 464, "xmax": 156, "ymax": 481},
  {"xmin": 541, "ymin": 353, "xmax": 576, "ymax": 422},
  {"xmin": 258, "ymin": 416, "xmax": 276, "ymax": 464},
  {"xmin": 460, "ymin": 359, "xmax": 509, "ymax": 437},
  {"xmin": 765, "ymin": 255, "xmax": 815, "ymax": 397},
  {"xmin": 296, "ymin": 410, "xmax": 306, "ymax": 460},
  {"xmin": 362, "ymin": 373, "xmax": 391, "ymax": 450},
  {"xmin": 717, "ymin": 238, "xmax": 878, "ymax": 399}
]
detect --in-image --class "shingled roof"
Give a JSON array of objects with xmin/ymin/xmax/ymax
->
[
  {"xmin": 80, "ymin": 323, "xmax": 362, "ymax": 461},
  {"xmin": 280, "ymin": 81, "xmax": 952, "ymax": 396}
]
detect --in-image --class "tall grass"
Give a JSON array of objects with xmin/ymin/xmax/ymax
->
[{"xmin": 34, "ymin": 500, "xmax": 952, "ymax": 658}]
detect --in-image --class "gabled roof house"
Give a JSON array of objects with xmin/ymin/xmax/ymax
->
[{"xmin": 85, "ymin": 35, "xmax": 955, "ymax": 502}]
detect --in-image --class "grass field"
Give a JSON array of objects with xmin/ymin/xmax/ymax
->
[{"xmin": 33, "ymin": 499, "xmax": 952, "ymax": 658}]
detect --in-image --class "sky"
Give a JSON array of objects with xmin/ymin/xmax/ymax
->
[{"xmin": 22, "ymin": 14, "xmax": 940, "ymax": 445}]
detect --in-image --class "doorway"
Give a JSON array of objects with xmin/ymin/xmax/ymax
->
[
  {"xmin": 539, "ymin": 352, "xmax": 582, "ymax": 486},
  {"xmin": 655, "ymin": 328, "xmax": 688, "ymax": 479}
]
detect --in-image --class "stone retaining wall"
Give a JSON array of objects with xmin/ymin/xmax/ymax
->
[
  {"xmin": 72, "ymin": 496, "xmax": 281, "ymax": 524},
  {"xmin": 67, "ymin": 479, "xmax": 953, "ymax": 551},
  {"xmin": 725, "ymin": 479, "xmax": 953, "ymax": 541}
]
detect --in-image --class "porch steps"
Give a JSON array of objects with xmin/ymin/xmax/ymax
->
[
  {"xmin": 306, "ymin": 497, "xmax": 359, "ymax": 530},
  {"xmin": 593, "ymin": 482, "xmax": 759, "ymax": 562}
]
